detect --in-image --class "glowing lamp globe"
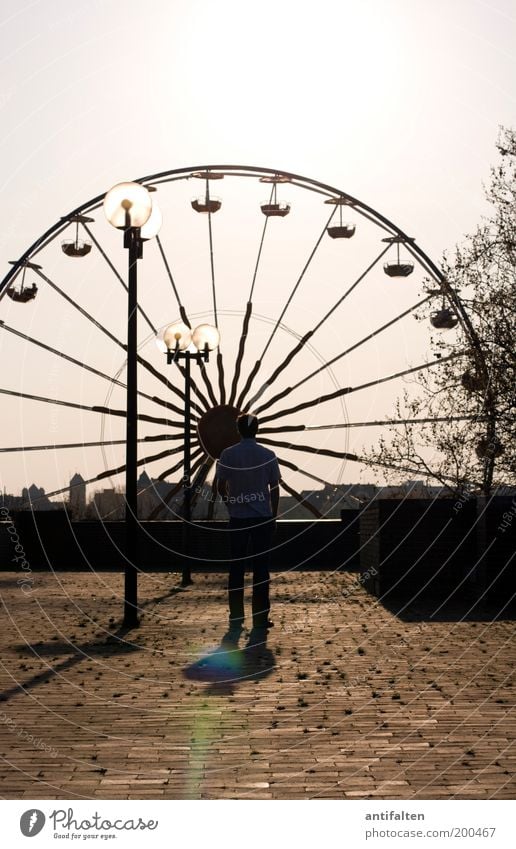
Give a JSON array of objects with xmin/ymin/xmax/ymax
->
[
  {"xmin": 103, "ymin": 182, "xmax": 152, "ymax": 229},
  {"xmin": 163, "ymin": 321, "xmax": 192, "ymax": 351},
  {"xmin": 192, "ymin": 323, "xmax": 220, "ymax": 351},
  {"xmin": 140, "ymin": 203, "xmax": 162, "ymax": 240}
]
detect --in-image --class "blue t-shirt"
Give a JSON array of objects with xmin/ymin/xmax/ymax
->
[{"xmin": 216, "ymin": 438, "xmax": 280, "ymax": 518}]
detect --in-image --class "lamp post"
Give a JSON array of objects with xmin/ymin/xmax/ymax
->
[
  {"xmin": 162, "ymin": 321, "xmax": 220, "ymax": 585},
  {"xmin": 104, "ymin": 182, "xmax": 161, "ymax": 627}
]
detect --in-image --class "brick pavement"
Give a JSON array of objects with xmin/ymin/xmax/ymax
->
[{"xmin": 0, "ymin": 570, "xmax": 515, "ymax": 799}]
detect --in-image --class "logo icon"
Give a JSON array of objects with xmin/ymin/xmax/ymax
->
[{"xmin": 20, "ymin": 809, "xmax": 46, "ymax": 837}]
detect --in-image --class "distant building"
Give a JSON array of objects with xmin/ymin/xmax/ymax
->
[
  {"xmin": 91, "ymin": 488, "xmax": 125, "ymax": 520},
  {"xmin": 20, "ymin": 483, "xmax": 55, "ymax": 510},
  {"xmin": 137, "ymin": 471, "xmax": 162, "ymax": 519},
  {"xmin": 69, "ymin": 473, "xmax": 86, "ymax": 518}
]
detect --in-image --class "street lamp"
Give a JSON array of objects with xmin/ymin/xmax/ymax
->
[
  {"xmin": 162, "ymin": 320, "xmax": 220, "ymax": 585},
  {"xmin": 104, "ymin": 181, "xmax": 160, "ymax": 627}
]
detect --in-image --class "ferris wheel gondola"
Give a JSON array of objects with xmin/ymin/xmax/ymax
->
[
  {"xmin": 5, "ymin": 261, "xmax": 40, "ymax": 302},
  {"xmin": 61, "ymin": 215, "xmax": 94, "ymax": 257},
  {"xmin": 382, "ymin": 235, "xmax": 415, "ymax": 277}
]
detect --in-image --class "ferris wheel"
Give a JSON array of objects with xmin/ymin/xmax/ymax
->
[{"xmin": 0, "ymin": 165, "xmax": 477, "ymax": 518}]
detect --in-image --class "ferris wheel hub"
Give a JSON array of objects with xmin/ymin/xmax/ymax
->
[{"xmin": 197, "ymin": 404, "xmax": 241, "ymax": 460}]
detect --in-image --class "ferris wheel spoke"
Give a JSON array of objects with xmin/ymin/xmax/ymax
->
[
  {"xmin": 296, "ymin": 294, "xmax": 433, "ymax": 393},
  {"xmin": 228, "ymin": 300, "xmax": 253, "ymax": 407},
  {"xmin": 260, "ymin": 437, "xmax": 357, "ymax": 462},
  {"xmin": 262, "ymin": 206, "xmax": 337, "ymax": 360},
  {"xmin": 235, "ymin": 356, "xmax": 263, "ymax": 411},
  {"xmin": 278, "ymin": 455, "xmax": 363, "ymax": 510},
  {"xmin": 146, "ymin": 450, "xmax": 206, "ymax": 519},
  {"xmin": 206, "ymin": 206, "xmax": 227, "ymax": 405},
  {"xmin": 207, "ymin": 209, "xmax": 219, "ymax": 328},
  {"xmin": 130, "ymin": 231, "xmax": 214, "ymax": 408},
  {"xmin": 236, "ymin": 206, "xmax": 337, "ymax": 410},
  {"xmin": 242, "ymin": 331, "xmax": 313, "ymax": 414},
  {"xmin": 91, "ymin": 442, "xmax": 191, "ymax": 483},
  {"xmin": 279, "ymin": 477, "xmax": 322, "ymax": 519},
  {"xmin": 259, "ymin": 351, "xmax": 464, "ymax": 425},
  {"xmin": 197, "ymin": 359, "xmax": 220, "ymax": 408},
  {"xmin": 179, "ymin": 311, "xmax": 220, "ymax": 408},
  {"xmin": 261, "ymin": 414, "xmax": 484, "ymax": 434},
  {"xmin": 249, "ymin": 187, "xmax": 273, "ymax": 302},
  {"xmin": 0, "ymin": 320, "xmax": 188, "ymax": 419},
  {"xmin": 156, "ymin": 446, "xmax": 204, "ymax": 482},
  {"xmin": 252, "ymin": 279, "xmax": 426, "ymax": 417},
  {"xmin": 302, "ymin": 414, "xmax": 486, "ymax": 430},
  {"xmin": 35, "ymin": 256, "xmax": 188, "ymax": 407},
  {"xmin": 154, "ymin": 235, "xmax": 222, "ymax": 408},
  {"xmin": 34, "ymin": 267, "xmax": 126, "ymax": 348},
  {"xmin": 0, "ymin": 433, "xmax": 186, "ymax": 454},
  {"xmin": 261, "ymin": 424, "xmax": 305, "ymax": 434},
  {"xmin": 312, "ymin": 245, "xmax": 391, "ymax": 334},
  {"xmin": 82, "ymin": 224, "xmax": 157, "ymax": 335},
  {"xmin": 228, "ymin": 189, "xmax": 273, "ymax": 406},
  {"xmin": 135, "ymin": 354, "xmax": 189, "ymax": 406},
  {"xmin": 276, "ymin": 456, "xmax": 335, "ymax": 487},
  {"xmin": 155, "ymin": 234, "xmax": 184, "ymax": 308},
  {"xmin": 0, "ymin": 386, "xmax": 183, "ymax": 429},
  {"xmin": 188, "ymin": 458, "xmax": 214, "ymax": 512},
  {"xmin": 280, "ymin": 446, "xmax": 480, "ymax": 491},
  {"xmin": 25, "ymin": 441, "xmax": 196, "ymax": 506},
  {"xmin": 147, "ymin": 479, "xmax": 184, "ymax": 520},
  {"xmin": 173, "ymin": 361, "xmax": 211, "ymax": 413},
  {"xmin": 216, "ymin": 351, "xmax": 226, "ymax": 405}
]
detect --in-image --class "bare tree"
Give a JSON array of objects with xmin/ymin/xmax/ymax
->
[{"xmin": 367, "ymin": 127, "xmax": 516, "ymax": 496}]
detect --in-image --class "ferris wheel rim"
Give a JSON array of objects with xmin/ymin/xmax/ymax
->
[{"xmin": 1, "ymin": 163, "xmax": 446, "ymax": 296}]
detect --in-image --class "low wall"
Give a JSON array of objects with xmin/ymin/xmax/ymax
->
[
  {"xmin": 2, "ymin": 499, "xmax": 513, "ymax": 599},
  {"xmin": 359, "ymin": 497, "xmax": 515, "ymax": 602},
  {"xmin": 0, "ymin": 511, "xmax": 361, "ymax": 572}
]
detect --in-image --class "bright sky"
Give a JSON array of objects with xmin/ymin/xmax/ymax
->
[{"xmin": 0, "ymin": 0, "xmax": 515, "ymax": 498}]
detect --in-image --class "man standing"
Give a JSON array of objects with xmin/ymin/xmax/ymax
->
[{"xmin": 216, "ymin": 413, "xmax": 280, "ymax": 636}]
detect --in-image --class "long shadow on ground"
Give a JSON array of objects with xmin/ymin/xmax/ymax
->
[
  {"xmin": 380, "ymin": 590, "xmax": 516, "ymax": 623},
  {"xmin": 2, "ymin": 626, "xmax": 142, "ymax": 703},
  {"xmin": 184, "ymin": 629, "xmax": 276, "ymax": 695}
]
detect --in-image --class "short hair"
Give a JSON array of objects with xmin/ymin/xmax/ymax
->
[{"xmin": 237, "ymin": 413, "xmax": 259, "ymax": 438}]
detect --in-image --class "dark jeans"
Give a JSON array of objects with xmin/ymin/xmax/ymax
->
[{"xmin": 227, "ymin": 517, "xmax": 274, "ymax": 628}]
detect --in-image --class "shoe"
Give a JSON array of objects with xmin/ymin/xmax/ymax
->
[
  {"xmin": 246, "ymin": 627, "xmax": 267, "ymax": 648},
  {"xmin": 222, "ymin": 625, "xmax": 243, "ymax": 646}
]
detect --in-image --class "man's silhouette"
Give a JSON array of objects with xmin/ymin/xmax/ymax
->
[{"xmin": 216, "ymin": 413, "xmax": 280, "ymax": 635}]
